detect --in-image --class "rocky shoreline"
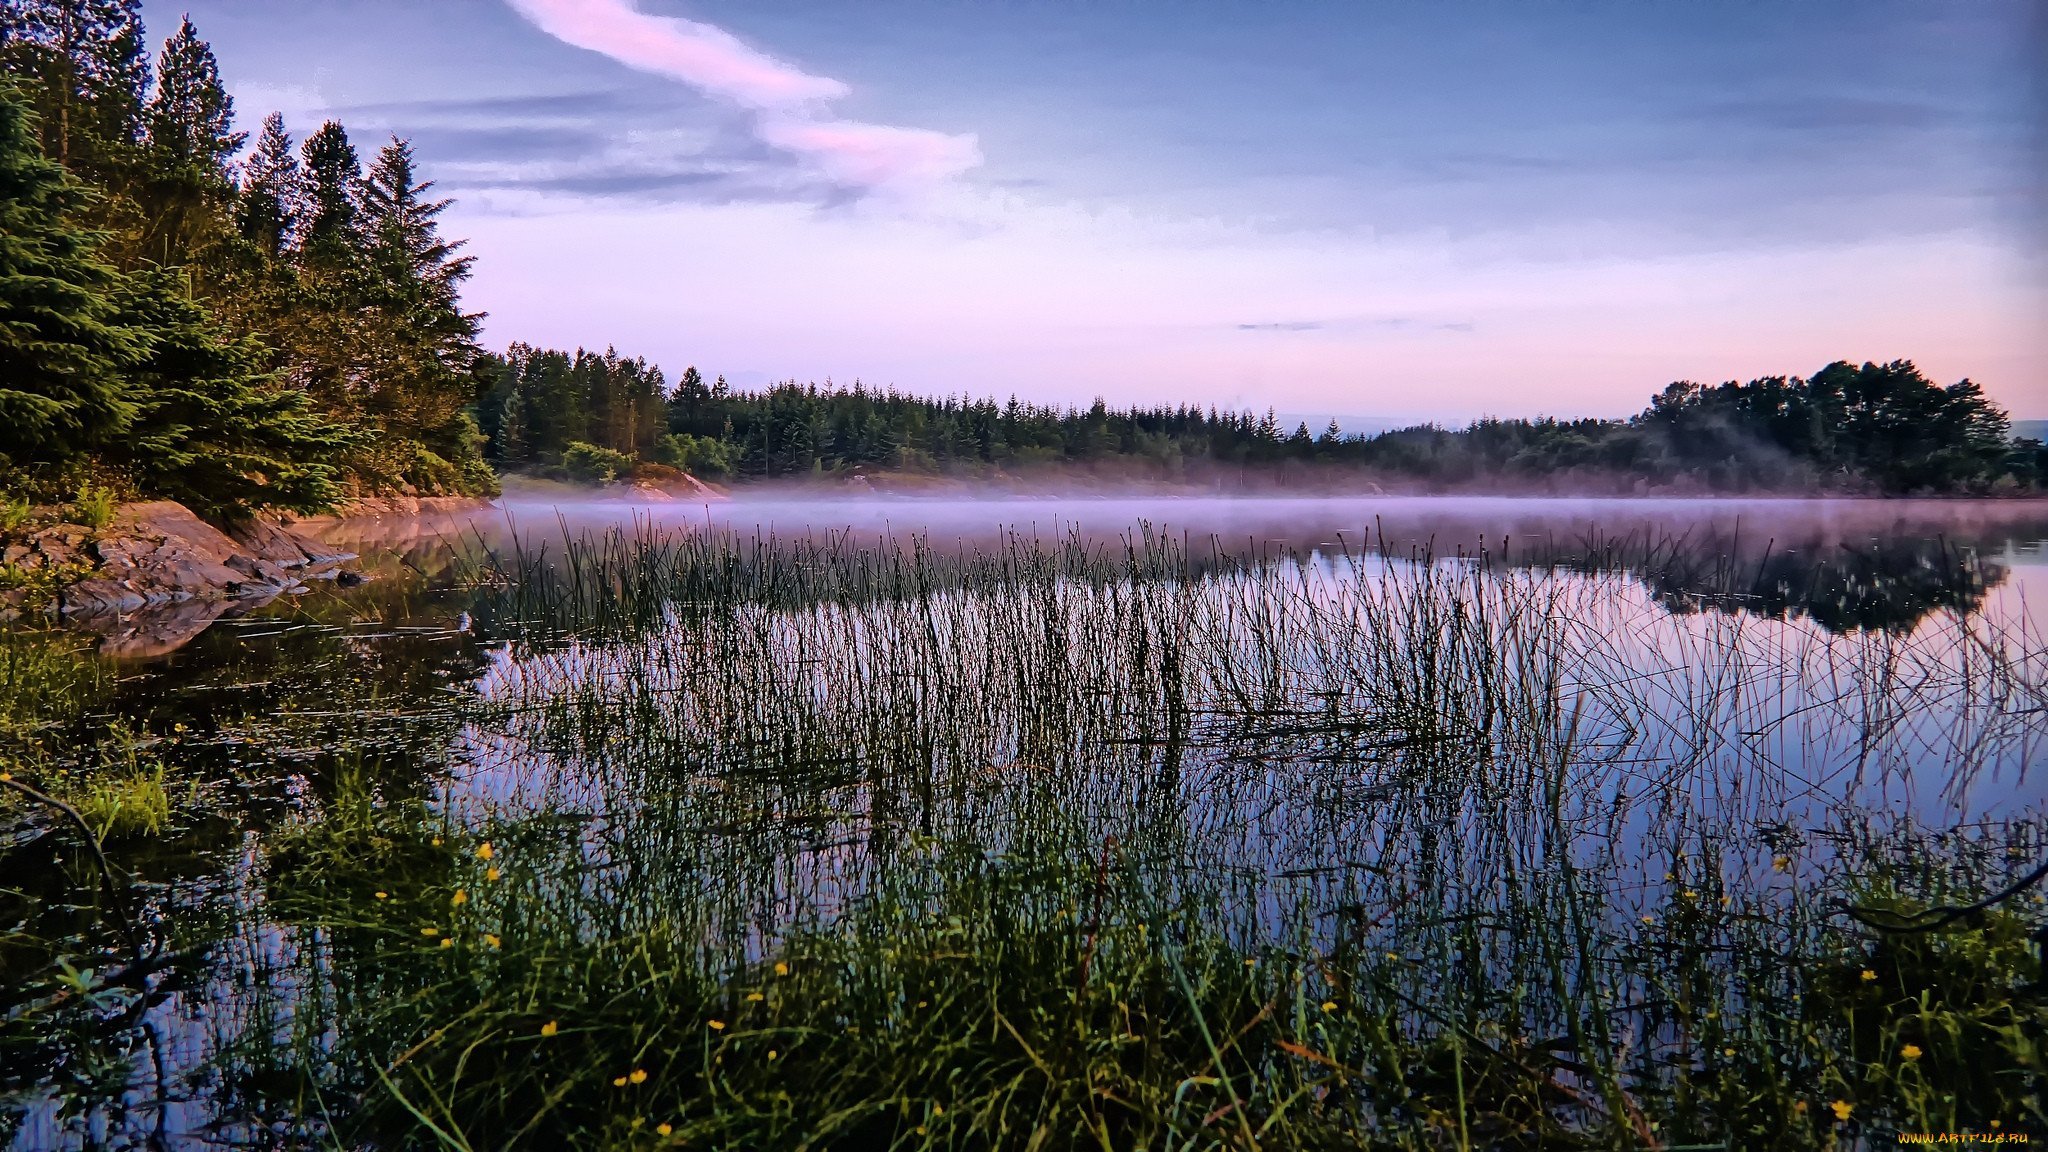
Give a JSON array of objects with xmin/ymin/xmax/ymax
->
[{"xmin": 0, "ymin": 497, "xmax": 496, "ymax": 656}]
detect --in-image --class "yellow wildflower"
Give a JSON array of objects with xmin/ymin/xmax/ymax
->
[
  {"xmin": 374, "ymin": 891, "xmax": 388, "ymax": 899},
  {"xmin": 746, "ymin": 991, "xmax": 763, "ymax": 1002},
  {"xmin": 1320, "ymin": 1000, "xmax": 1338, "ymax": 1013},
  {"xmin": 450, "ymin": 890, "xmax": 468, "ymax": 907},
  {"xmin": 768, "ymin": 1049, "xmax": 778, "ymax": 1060},
  {"xmin": 476, "ymin": 842, "xmax": 495, "ymax": 861},
  {"xmin": 440, "ymin": 937, "xmax": 454, "ymax": 949},
  {"xmin": 483, "ymin": 934, "xmax": 501, "ymax": 949},
  {"xmin": 1830, "ymin": 1099, "xmax": 1852, "ymax": 1121},
  {"xmin": 773, "ymin": 961, "xmax": 788, "ymax": 976},
  {"xmin": 629, "ymin": 1069, "xmax": 648, "ymax": 1084},
  {"xmin": 431, "ymin": 837, "xmax": 442, "ymax": 847},
  {"xmin": 421, "ymin": 927, "xmax": 439, "ymax": 937},
  {"xmin": 1860, "ymin": 969, "xmax": 1877, "ymax": 982},
  {"xmin": 1901, "ymin": 1043, "xmax": 1922, "ymax": 1060},
  {"xmin": 540, "ymin": 1021, "xmax": 558, "ymax": 1037},
  {"xmin": 613, "ymin": 1076, "xmax": 628, "ymax": 1087},
  {"xmin": 486, "ymin": 867, "xmax": 501, "ymax": 882},
  {"xmin": 707, "ymin": 1019, "xmax": 726, "ymax": 1030},
  {"xmin": 1773, "ymin": 855, "xmax": 1791, "ymax": 873},
  {"xmin": 656, "ymin": 1124, "xmax": 673, "ymax": 1137},
  {"xmin": 1723, "ymin": 1047, "xmax": 1735, "ymax": 1057}
]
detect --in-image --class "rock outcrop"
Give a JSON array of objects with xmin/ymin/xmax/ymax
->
[{"xmin": 43, "ymin": 502, "xmax": 357, "ymax": 617}]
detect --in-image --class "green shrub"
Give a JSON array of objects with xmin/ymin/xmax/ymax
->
[
  {"xmin": 654, "ymin": 432, "xmax": 737, "ymax": 480},
  {"xmin": 560, "ymin": 442, "xmax": 635, "ymax": 485}
]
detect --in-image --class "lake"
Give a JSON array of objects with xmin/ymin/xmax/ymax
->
[{"xmin": 4, "ymin": 496, "xmax": 2045, "ymax": 1149}]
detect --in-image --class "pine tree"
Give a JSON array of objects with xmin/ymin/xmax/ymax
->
[
  {"xmin": 235, "ymin": 112, "xmax": 300, "ymax": 260},
  {"xmin": 0, "ymin": 0, "xmax": 147, "ymax": 184},
  {"xmin": 112, "ymin": 268, "xmax": 349, "ymax": 518},
  {"xmin": 297, "ymin": 120, "xmax": 361, "ymax": 266},
  {"xmin": 137, "ymin": 15, "xmax": 243, "ymax": 267},
  {"xmin": 354, "ymin": 136, "xmax": 490, "ymax": 492},
  {"xmin": 0, "ymin": 91, "xmax": 144, "ymax": 474}
]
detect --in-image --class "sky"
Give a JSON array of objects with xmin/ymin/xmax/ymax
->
[{"xmin": 156, "ymin": 0, "xmax": 2045, "ymax": 421}]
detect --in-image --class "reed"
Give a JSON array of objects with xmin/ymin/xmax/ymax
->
[{"xmin": 5, "ymin": 522, "xmax": 2044, "ymax": 1148}]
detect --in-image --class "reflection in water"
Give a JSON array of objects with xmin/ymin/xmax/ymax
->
[
  {"xmin": 1, "ymin": 499, "xmax": 2045, "ymax": 1147},
  {"xmin": 295, "ymin": 496, "xmax": 2048, "ymax": 644}
]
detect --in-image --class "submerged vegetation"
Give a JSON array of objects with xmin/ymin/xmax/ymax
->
[{"xmin": 1, "ymin": 517, "xmax": 2044, "ymax": 1147}]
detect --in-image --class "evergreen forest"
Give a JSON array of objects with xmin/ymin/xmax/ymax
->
[{"xmin": 2, "ymin": 2, "xmax": 2042, "ymax": 517}]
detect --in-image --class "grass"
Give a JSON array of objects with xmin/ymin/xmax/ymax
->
[
  {"xmin": 4, "ymin": 521, "xmax": 2046, "ymax": 1148},
  {"xmin": 66, "ymin": 483, "xmax": 115, "ymax": 533}
]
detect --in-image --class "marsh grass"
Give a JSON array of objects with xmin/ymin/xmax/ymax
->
[
  {"xmin": 197, "ymin": 525, "xmax": 2047, "ymax": 1147},
  {"xmin": 5, "ymin": 522, "xmax": 2046, "ymax": 1148}
]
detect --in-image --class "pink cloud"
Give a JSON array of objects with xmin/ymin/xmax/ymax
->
[
  {"xmin": 505, "ymin": 0, "xmax": 979, "ymax": 194},
  {"xmin": 505, "ymin": 0, "xmax": 845, "ymax": 107},
  {"xmin": 757, "ymin": 116, "xmax": 982, "ymax": 189}
]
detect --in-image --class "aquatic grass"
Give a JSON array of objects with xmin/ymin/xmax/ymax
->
[{"xmin": 7, "ymin": 520, "xmax": 2048, "ymax": 1147}]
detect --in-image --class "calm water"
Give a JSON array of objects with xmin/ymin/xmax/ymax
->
[{"xmin": 5, "ymin": 496, "xmax": 2046, "ymax": 1147}]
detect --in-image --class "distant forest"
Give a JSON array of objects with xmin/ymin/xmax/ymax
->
[
  {"xmin": 479, "ymin": 352, "xmax": 2043, "ymax": 496},
  {"xmin": 2, "ymin": 3, "xmax": 2042, "ymax": 520}
]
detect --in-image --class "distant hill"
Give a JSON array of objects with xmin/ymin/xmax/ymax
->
[{"xmin": 2013, "ymin": 420, "xmax": 2048, "ymax": 442}]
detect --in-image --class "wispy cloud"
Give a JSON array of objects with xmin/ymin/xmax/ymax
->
[
  {"xmin": 504, "ymin": 0, "xmax": 980, "ymax": 199},
  {"xmin": 1237, "ymin": 320, "xmax": 1324, "ymax": 332}
]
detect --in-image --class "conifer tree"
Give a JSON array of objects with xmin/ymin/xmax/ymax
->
[
  {"xmin": 0, "ymin": 91, "xmax": 143, "ymax": 474},
  {"xmin": 111, "ymin": 268, "xmax": 348, "ymax": 518},
  {"xmin": 137, "ymin": 15, "xmax": 241, "ymax": 266},
  {"xmin": 297, "ymin": 120, "xmax": 361, "ymax": 266},
  {"xmin": 236, "ymin": 112, "xmax": 300, "ymax": 260},
  {"xmin": 0, "ymin": 0, "xmax": 147, "ymax": 184},
  {"xmin": 355, "ymin": 136, "xmax": 489, "ymax": 492}
]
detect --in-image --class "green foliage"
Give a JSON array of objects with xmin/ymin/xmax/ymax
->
[
  {"xmin": 479, "ymin": 343, "xmax": 668, "ymax": 469},
  {"xmin": 0, "ymin": 0, "xmax": 148, "ymax": 193},
  {"xmin": 0, "ymin": 10, "xmax": 497, "ymax": 514},
  {"xmin": 0, "ymin": 629, "xmax": 100, "ymax": 750},
  {"xmin": 109, "ymin": 269, "xmax": 349, "ymax": 518},
  {"xmin": 560, "ymin": 440, "xmax": 635, "ymax": 484},
  {"xmin": 233, "ymin": 111, "xmax": 296, "ymax": 260},
  {"xmin": 0, "ymin": 495, "xmax": 31, "ymax": 535},
  {"xmin": 132, "ymin": 14, "xmax": 241, "ymax": 269},
  {"xmin": 654, "ymin": 431, "xmax": 736, "ymax": 479},
  {"xmin": 0, "ymin": 92, "xmax": 144, "ymax": 472},
  {"xmin": 65, "ymin": 480, "xmax": 112, "ymax": 529},
  {"xmin": 68, "ymin": 761, "xmax": 169, "ymax": 840}
]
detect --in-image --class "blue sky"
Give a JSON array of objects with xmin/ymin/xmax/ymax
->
[{"xmin": 159, "ymin": 0, "xmax": 2044, "ymax": 419}]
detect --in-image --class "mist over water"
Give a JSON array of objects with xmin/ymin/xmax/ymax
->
[
  {"xmin": 8, "ymin": 494, "xmax": 2047, "ymax": 1147},
  {"xmin": 321, "ymin": 493, "xmax": 2048, "ymax": 635}
]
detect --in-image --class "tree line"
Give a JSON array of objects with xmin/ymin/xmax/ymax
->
[
  {"xmin": 0, "ymin": 1, "xmax": 491, "ymax": 520},
  {"xmin": 1, "ymin": 3, "xmax": 2038, "ymax": 518},
  {"xmin": 477, "ymin": 352, "xmax": 2041, "ymax": 496}
]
